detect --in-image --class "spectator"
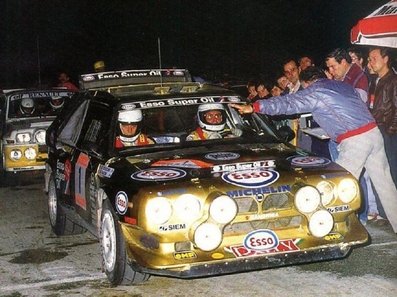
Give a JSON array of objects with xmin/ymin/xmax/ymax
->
[
  {"xmin": 298, "ymin": 55, "xmax": 314, "ymax": 72},
  {"xmin": 283, "ymin": 59, "xmax": 302, "ymax": 94},
  {"xmin": 115, "ymin": 110, "xmax": 154, "ymax": 147},
  {"xmin": 254, "ymin": 80, "xmax": 272, "ymax": 100},
  {"xmin": 348, "ymin": 47, "xmax": 366, "ymax": 70},
  {"xmin": 271, "ymin": 84, "xmax": 283, "ymax": 97},
  {"xmin": 276, "ymin": 74, "xmax": 291, "ymax": 95},
  {"xmin": 326, "ymin": 48, "xmax": 377, "ymax": 224},
  {"xmin": 246, "ymin": 80, "xmax": 258, "ymax": 102},
  {"xmin": 57, "ymin": 72, "xmax": 79, "ymax": 92},
  {"xmin": 368, "ymin": 47, "xmax": 397, "ymax": 188},
  {"xmin": 230, "ymin": 66, "xmax": 397, "ymax": 233}
]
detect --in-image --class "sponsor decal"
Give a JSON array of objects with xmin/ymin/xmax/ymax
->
[
  {"xmin": 174, "ymin": 251, "xmax": 197, "ymax": 260},
  {"xmin": 327, "ymin": 204, "xmax": 350, "ymax": 213},
  {"xmin": 245, "ymin": 212, "xmax": 279, "ymax": 221},
  {"xmin": 115, "ymin": 191, "xmax": 128, "ymax": 215},
  {"xmin": 82, "ymin": 75, "xmax": 95, "ymax": 81},
  {"xmin": 222, "ymin": 168, "xmax": 279, "ymax": 188},
  {"xmin": 289, "ymin": 156, "xmax": 331, "ymax": 167},
  {"xmin": 205, "ymin": 152, "xmax": 240, "ymax": 161},
  {"xmin": 75, "ymin": 153, "xmax": 90, "ymax": 210},
  {"xmin": 226, "ymin": 239, "xmax": 301, "ymax": 258},
  {"xmin": 9, "ymin": 91, "xmax": 73, "ymax": 100},
  {"xmin": 152, "ymin": 159, "xmax": 213, "ymax": 169},
  {"xmin": 120, "ymin": 103, "xmax": 137, "ymax": 110},
  {"xmin": 97, "ymin": 164, "xmax": 114, "ymax": 178},
  {"xmin": 131, "ymin": 168, "xmax": 186, "ymax": 181},
  {"xmin": 137, "ymin": 96, "xmax": 217, "ymax": 109},
  {"xmin": 227, "ymin": 184, "xmax": 291, "ymax": 197},
  {"xmin": 211, "ymin": 252, "xmax": 225, "ymax": 259},
  {"xmin": 243, "ymin": 229, "xmax": 279, "ymax": 251},
  {"xmin": 324, "ymin": 233, "xmax": 344, "ymax": 241},
  {"xmin": 159, "ymin": 223, "xmax": 186, "ymax": 232},
  {"xmin": 212, "ymin": 160, "xmax": 275, "ymax": 173}
]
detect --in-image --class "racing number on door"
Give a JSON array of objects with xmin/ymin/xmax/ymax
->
[{"xmin": 74, "ymin": 153, "xmax": 90, "ymax": 210}]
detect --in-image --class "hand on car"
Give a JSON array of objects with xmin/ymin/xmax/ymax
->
[{"xmin": 229, "ymin": 103, "xmax": 254, "ymax": 114}]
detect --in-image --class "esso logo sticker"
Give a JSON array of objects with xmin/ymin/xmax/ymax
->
[
  {"xmin": 222, "ymin": 168, "xmax": 279, "ymax": 188},
  {"xmin": 289, "ymin": 156, "xmax": 331, "ymax": 167},
  {"xmin": 82, "ymin": 75, "xmax": 95, "ymax": 81},
  {"xmin": 131, "ymin": 168, "xmax": 186, "ymax": 181},
  {"xmin": 115, "ymin": 191, "xmax": 128, "ymax": 215},
  {"xmin": 244, "ymin": 229, "xmax": 279, "ymax": 251},
  {"xmin": 205, "ymin": 152, "xmax": 240, "ymax": 161}
]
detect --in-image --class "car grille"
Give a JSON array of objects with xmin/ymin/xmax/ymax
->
[{"xmin": 224, "ymin": 193, "xmax": 302, "ymax": 235}]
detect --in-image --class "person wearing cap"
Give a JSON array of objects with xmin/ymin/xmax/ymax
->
[
  {"xmin": 186, "ymin": 103, "xmax": 236, "ymax": 141},
  {"xmin": 115, "ymin": 109, "xmax": 154, "ymax": 148},
  {"xmin": 94, "ymin": 60, "xmax": 106, "ymax": 72},
  {"xmin": 18, "ymin": 98, "xmax": 36, "ymax": 116}
]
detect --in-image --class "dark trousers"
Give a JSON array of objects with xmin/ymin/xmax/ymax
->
[{"xmin": 379, "ymin": 126, "xmax": 397, "ymax": 187}]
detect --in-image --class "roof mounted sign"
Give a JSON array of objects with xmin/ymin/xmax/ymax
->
[{"xmin": 79, "ymin": 69, "xmax": 192, "ymax": 90}]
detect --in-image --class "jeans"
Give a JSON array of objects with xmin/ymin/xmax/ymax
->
[{"xmin": 378, "ymin": 126, "xmax": 397, "ymax": 187}]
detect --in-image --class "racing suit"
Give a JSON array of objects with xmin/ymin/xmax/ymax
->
[{"xmin": 252, "ymin": 78, "xmax": 397, "ymax": 233}]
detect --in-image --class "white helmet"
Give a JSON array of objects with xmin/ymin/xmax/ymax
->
[
  {"xmin": 50, "ymin": 96, "xmax": 65, "ymax": 109},
  {"xmin": 20, "ymin": 98, "xmax": 35, "ymax": 115},
  {"xmin": 118, "ymin": 109, "xmax": 143, "ymax": 143},
  {"xmin": 197, "ymin": 103, "xmax": 226, "ymax": 132}
]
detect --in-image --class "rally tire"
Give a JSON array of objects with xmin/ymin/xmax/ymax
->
[
  {"xmin": 47, "ymin": 173, "xmax": 86, "ymax": 235},
  {"xmin": 100, "ymin": 200, "xmax": 150, "ymax": 286}
]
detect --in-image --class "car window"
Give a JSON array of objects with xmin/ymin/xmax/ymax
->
[{"xmin": 58, "ymin": 100, "xmax": 89, "ymax": 146}]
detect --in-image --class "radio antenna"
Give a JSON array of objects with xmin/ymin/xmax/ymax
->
[{"xmin": 157, "ymin": 37, "xmax": 163, "ymax": 86}]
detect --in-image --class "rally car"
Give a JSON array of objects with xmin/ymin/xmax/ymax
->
[
  {"xmin": 44, "ymin": 69, "xmax": 368, "ymax": 286},
  {"xmin": 0, "ymin": 89, "xmax": 74, "ymax": 177}
]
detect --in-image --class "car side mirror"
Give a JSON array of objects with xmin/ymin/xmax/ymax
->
[{"xmin": 277, "ymin": 126, "xmax": 295, "ymax": 142}]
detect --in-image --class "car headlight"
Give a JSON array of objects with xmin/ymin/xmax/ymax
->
[
  {"xmin": 337, "ymin": 178, "xmax": 358, "ymax": 203},
  {"xmin": 10, "ymin": 149, "xmax": 22, "ymax": 160},
  {"xmin": 174, "ymin": 194, "xmax": 201, "ymax": 222},
  {"xmin": 145, "ymin": 197, "xmax": 172, "ymax": 225},
  {"xmin": 317, "ymin": 181, "xmax": 335, "ymax": 206},
  {"xmin": 308, "ymin": 210, "xmax": 334, "ymax": 237},
  {"xmin": 24, "ymin": 147, "xmax": 37, "ymax": 160},
  {"xmin": 209, "ymin": 195, "xmax": 238, "ymax": 224},
  {"xmin": 295, "ymin": 186, "xmax": 321, "ymax": 213},
  {"xmin": 194, "ymin": 223, "xmax": 222, "ymax": 251},
  {"xmin": 16, "ymin": 133, "xmax": 31, "ymax": 143},
  {"xmin": 34, "ymin": 129, "xmax": 46, "ymax": 144}
]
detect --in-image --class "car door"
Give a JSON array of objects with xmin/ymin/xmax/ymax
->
[{"xmin": 70, "ymin": 101, "xmax": 111, "ymax": 225}]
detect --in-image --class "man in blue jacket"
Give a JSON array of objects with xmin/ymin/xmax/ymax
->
[{"xmin": 230, "ymin": 66, "xmax": 397, "ymax": 233}]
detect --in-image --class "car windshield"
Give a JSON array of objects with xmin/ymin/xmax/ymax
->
[
  {"xmin": 114, "ymin": 96, "xmax": 279, "ymax": 151},
  {"xmin": 7, "ymin": 94, "xmax": 68, "ymax": 120}
]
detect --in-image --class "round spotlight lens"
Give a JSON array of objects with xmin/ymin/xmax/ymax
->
[
  {"xmin": 209, "ymin": 195, "xmax": 238, "ymax": 224},
  {"xmin": 34, "ymin": 129, "xmax": 46, "ymax": 144},
  {"xmin": 295, "ymin": 186, "xmax": 321, "ymax": 213},
  {"xmin": 194, "ymin": 223, "xmax": 222, "ymax": 251},
  {"xmin": 10, "ymin": 149, "xmax": 22, "ymax": 160},
  {"xmin": 145, "ymin": 197, "xmax": 172, "ymax": 225},
  {"xmin": 174, "ymin": 194, "xmax": 201, "ymax": 222},
  {"xmin": 309, "ymin": 210, "xmax": 334, "ymax": 237},
  {"xmin": 317, "ymin": 181, "xmax": 335, "ymax": 206},
  {"xmin": 16, "ymin": 133, "xmax": 31, "ymax": 143},
  {"xmin": 338, "ymin": 179, "xmax": 358, "ymax": 203},
  {"xmin": 24, "ymin": 147, "xmax": 37, "ymax": 160}
]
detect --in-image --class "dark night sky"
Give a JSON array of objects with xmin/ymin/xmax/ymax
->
[{"xmin": 0, "ymin": 0, "xmax": 388, "ymax": 88}]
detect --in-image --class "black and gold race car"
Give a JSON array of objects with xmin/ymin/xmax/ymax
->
[
  {"xmin": 44, "ymin": 69, "xmax": 368, "ymax": 286},
  {"xmin": 0, "ymin": 89, "xmax": 74, "ymax": 178}
]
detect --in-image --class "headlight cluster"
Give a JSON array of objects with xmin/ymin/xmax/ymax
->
[
  {"xmin": 145, "ymin": 193, "xmax": 238, "ymax": 252},
  {"xmin": 9, "ymin": 148, "xmax": 37, "ymax": 161},
  {"xmin": 15, "ymin": 129, "xmax": 46, "ymax": 144},
  {"xmin": 337, "ymin": 178, "xmax": 358, "ymax": 203},
  {"xmin": 316, "ymin": 181, "xmax": 335, "ymax": 206}
]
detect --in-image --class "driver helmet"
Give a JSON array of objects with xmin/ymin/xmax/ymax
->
[
  {"xmin": 197, "ymin": 103, "xmax": 226, "ymax": 132},
  {"xmin": 118, "ymin": 109, "xmax": 143, "ymax": 143},
  {"xmin": 50, "ymin": 96, "xmax": 65, "ymax": 109},
  {"xmin": 20, "ymin": 98, "xmax": 35, "ymax": 115}
]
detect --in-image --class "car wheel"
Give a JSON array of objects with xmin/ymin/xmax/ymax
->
[
  {"xmin": 100, "ymin": 200, "xmax": 150, "ymax": 285},
  {"xmin": 48, "ymin": 173, "xmax": 86, "ymax": 235}
]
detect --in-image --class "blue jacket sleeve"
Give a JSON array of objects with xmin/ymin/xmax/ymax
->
[{"xmin": 254, "ymin": 86, "xmax": 319, "ymax": 116}]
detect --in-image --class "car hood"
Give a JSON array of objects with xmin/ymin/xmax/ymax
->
[{"xmin": 100, "ymin": 142, "xmax": 348, "ymax": 192}]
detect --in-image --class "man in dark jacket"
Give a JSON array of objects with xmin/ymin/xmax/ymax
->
[
  {"xmin": 368, "ymin": 47, "xmax": 397, "ymax": 187},
  {"xmin": 230, "ymin": 66, "xmax": 397, "ymax": 233}
]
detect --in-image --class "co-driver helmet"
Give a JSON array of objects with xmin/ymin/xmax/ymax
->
[
  {"xmin": 20, "ymin": 98, "xmax": 35, "ymax": 115},
  {"xmin": 50, "ymin": 96, "xmax": 65, "ymax": 110},
  {"xmin": 197, "ymin": 103, "xmax": 226, "ymax": 132},
  {"xmin": 118, "ymin": 109, "xmax": 143, "ymax": 143}
]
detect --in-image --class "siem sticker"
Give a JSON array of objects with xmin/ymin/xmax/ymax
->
[
  {"xmin": 288, "ymin": 156, "xmax": 331, "ymax": 167},
  {"xmin": 243, "ymin": 229, "xmax": 279, "ymax": 251},
  {"xmin": 222, "ymin": 168, "xmax": 279, "ymax": 188},
  {"xmin": 115, "ymin": 191, "xmax": 128, "ymax": 215},
  {"xmin": 131, "ymin": 168, "xmax": 186, "ymax": 181}
]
